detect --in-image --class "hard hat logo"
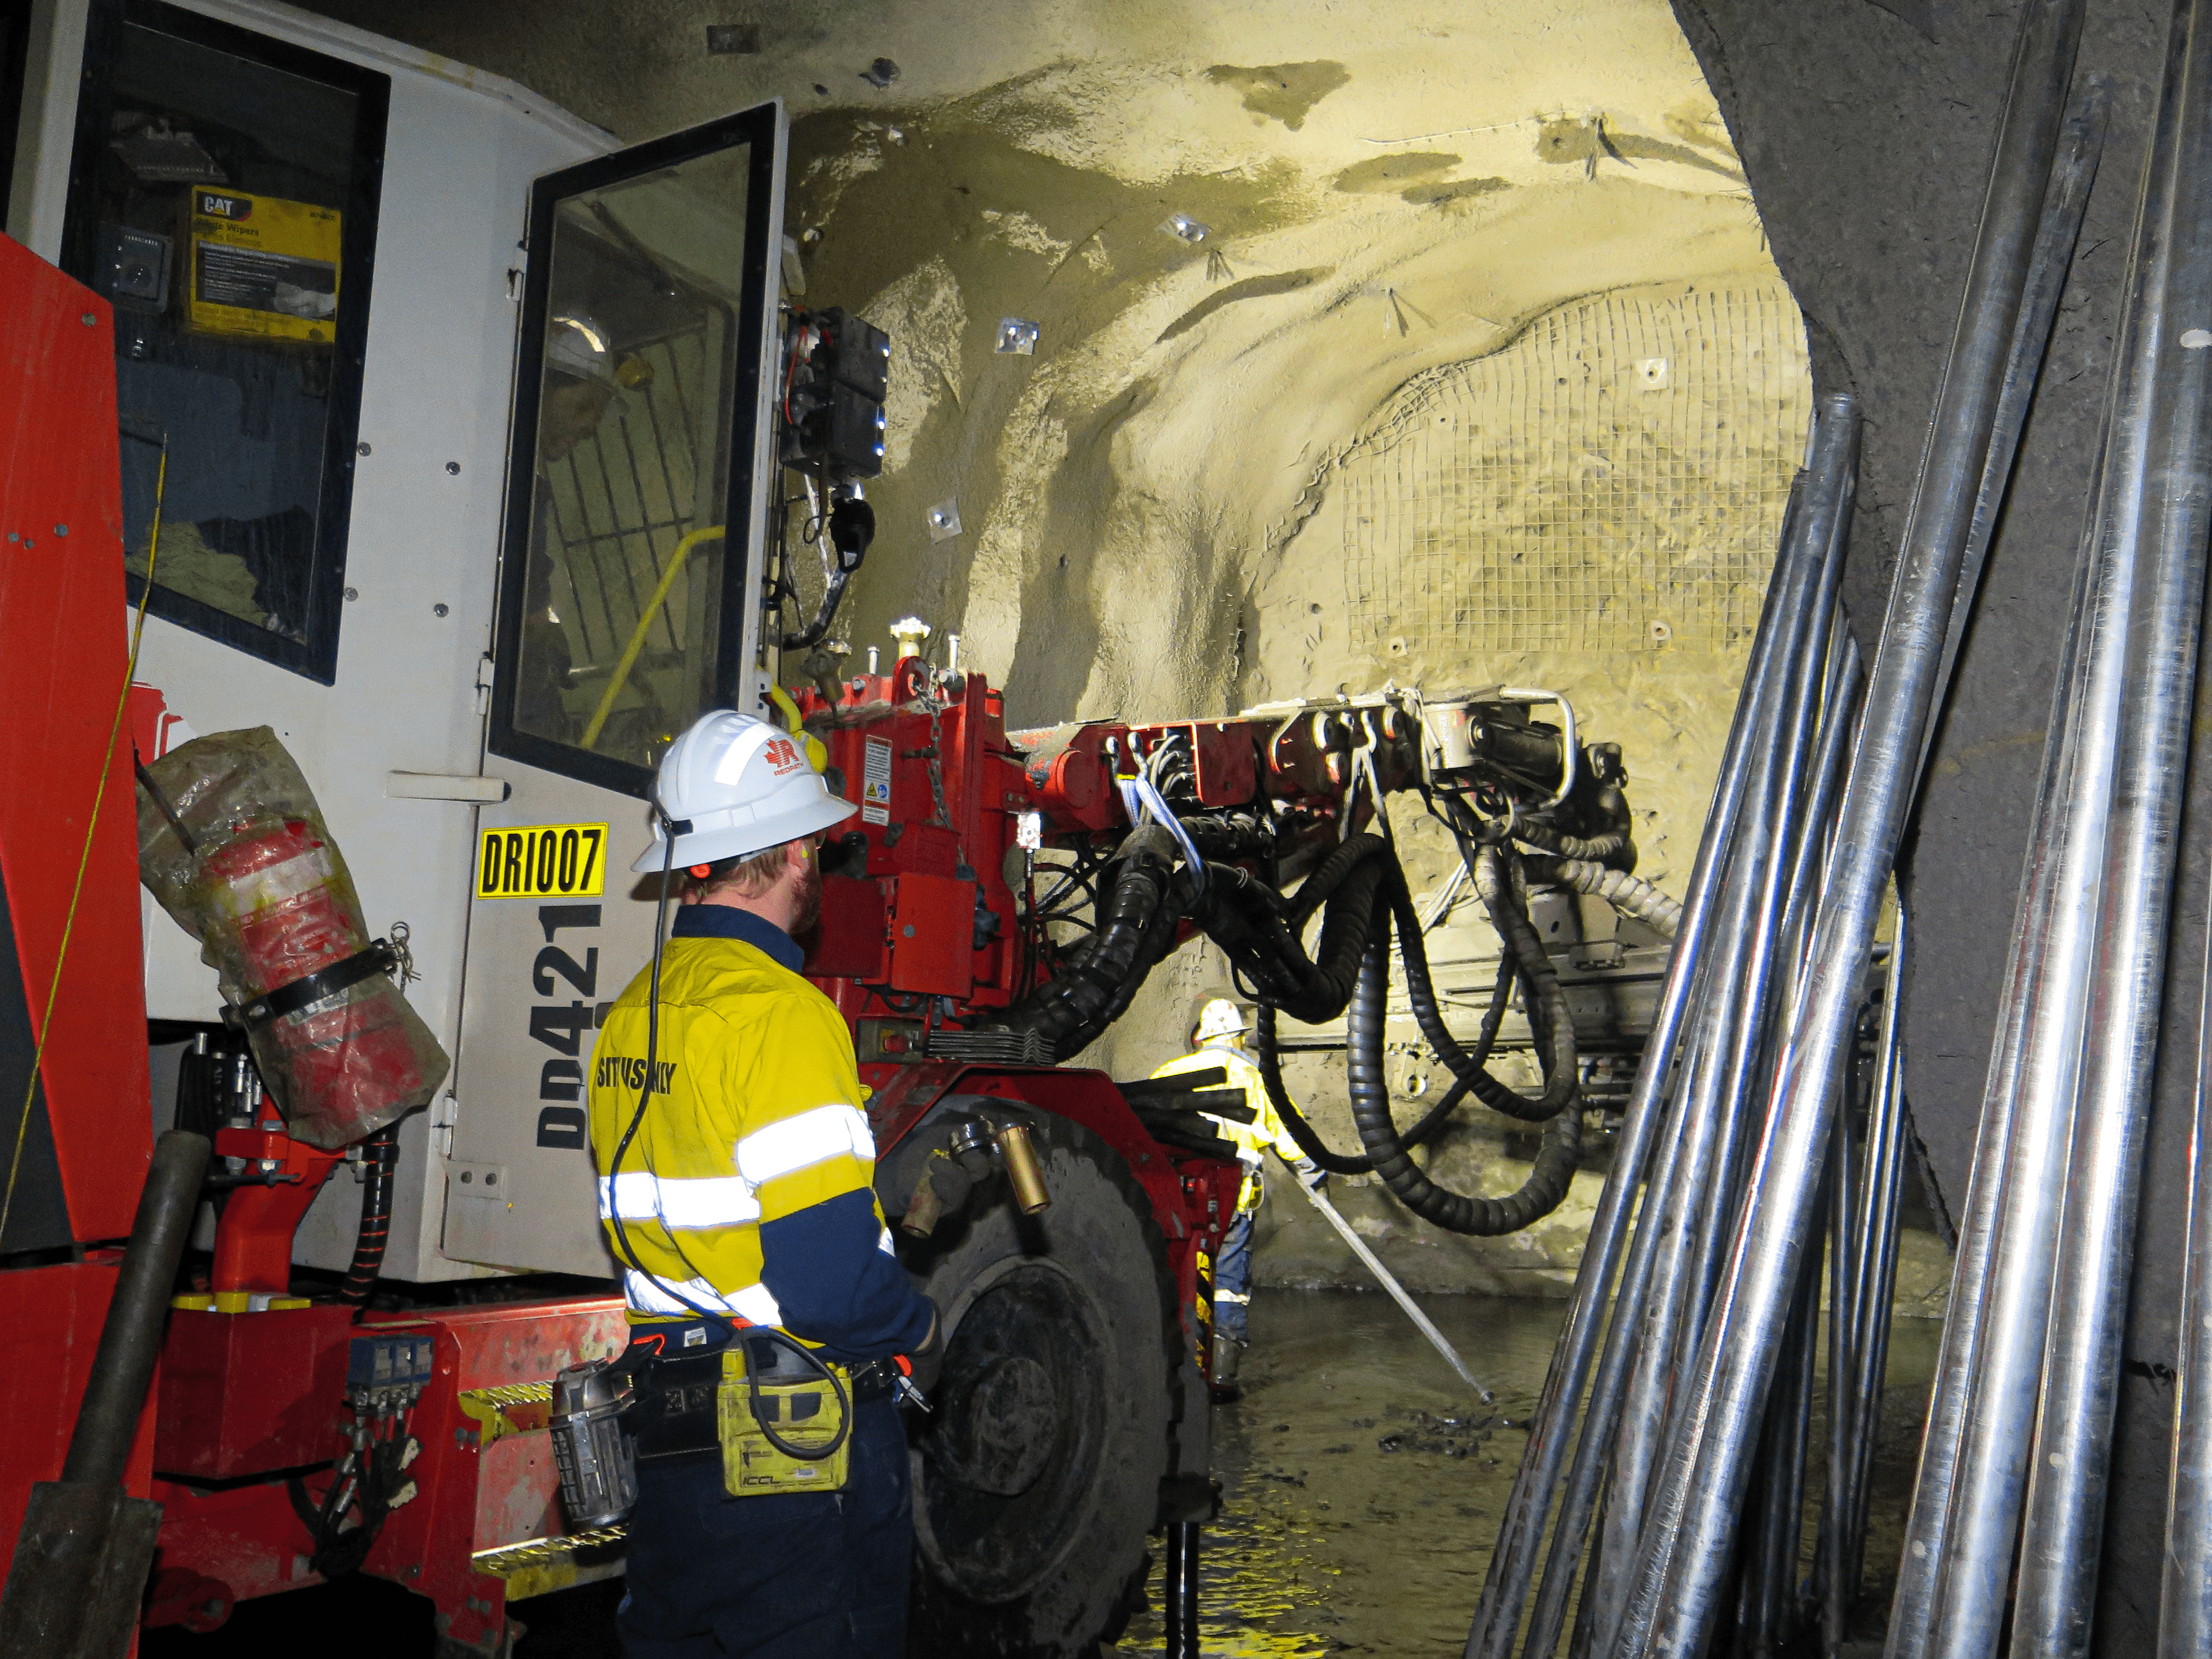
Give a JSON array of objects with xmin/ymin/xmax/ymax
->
[{"xmin": 633, "ymin": 710, "xmax": 858, "ymax": 874}]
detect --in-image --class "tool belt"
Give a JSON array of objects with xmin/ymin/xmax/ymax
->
[{"xmin": 628, "ymin": 1327, "xmax": 889, "ymax": 1497}]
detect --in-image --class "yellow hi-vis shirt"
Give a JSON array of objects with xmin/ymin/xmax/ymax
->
[
  {"xmin": 587, "ymin": 934, "xmax": 883, "ymax": 1329},
  {"xmin": 1149, "ymin": 1043, "xmax": 1303, "ymax": 1213}
]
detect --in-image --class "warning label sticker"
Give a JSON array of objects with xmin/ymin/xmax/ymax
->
[
  {"xmin": 862, "ymin": 736, "xmax": 893, "ymax": 825},
  {"xmin": 186, "ymin": 189, "xmax": 341, "ymax": 343}
]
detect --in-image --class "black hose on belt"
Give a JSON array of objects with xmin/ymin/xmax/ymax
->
[
  {"xmin": 1346, "ymin": 903, "xmax": 1583, "ymax": 1237},
  {"xmin": 338, "ymin": 1124, "xmax": 400, "ymax": 1308}
]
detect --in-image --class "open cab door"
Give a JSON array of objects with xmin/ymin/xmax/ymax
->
[{"xmin": 447, "ymin": 103, "xmax": 789, "ymax": 1275}]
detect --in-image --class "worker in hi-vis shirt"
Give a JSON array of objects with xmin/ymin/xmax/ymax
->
[
  {"xmin": 588, "ymin": 709, "xmax": 938, "ymax": 1659},
  {"xmin": 1151, "ymin": 997, "xmax": 1305, "ymax": 1399}
]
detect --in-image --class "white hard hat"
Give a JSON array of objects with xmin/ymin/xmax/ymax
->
[
  {"xmin": 1194, "ymin": 998, "xmax": 1249, "ymax": 1042},
  {"xmin": 632, "ymin": 710, "xmax": 857, "ymax": 873},
  {"xmin": 547, "ymin": 314, "xmax": 619, "ymax": 389}
]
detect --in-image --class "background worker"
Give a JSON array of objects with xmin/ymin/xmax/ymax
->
[
  {"xmin": 588, "ymin": 709, "xmax": 938, "ymax": 1659},
  {"xmin": 1150, "ymin": 997, "xmax": 1307, "ymax": 1397}
]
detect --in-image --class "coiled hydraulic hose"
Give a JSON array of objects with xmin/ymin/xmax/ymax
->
[
  {"xmin": 1347, "ymin": 915, "xmax": 1584, "ymax": 1236},
  {"xmin": 1387, "ymin": 847, "xmax": 1578, "ymax": 1123},
  {"xmin": 1005, "ymin": 825, "xmax": 1189, "ymax": 1060},
  {"xmin": 1517, "ymin": 854, "xmax": 1683, "ymax": 939},
  {"xmin": 1194, "ymin": 835, "xmax": 1396, "ymax": 1023},
  {"xmin": 1249, "ymin": 950, "xmax": 1517, "ymax": 1176},
  {"xmin": 1506, "ymin": 818, "xmax": 1634, "ymax": 867},
  {"xmin": 338, "ymin": 1124, "xmax": 400, "ymax": 1306}
]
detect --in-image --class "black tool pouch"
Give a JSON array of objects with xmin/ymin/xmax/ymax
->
[{"xmin": 629, "ymin": 1348, "xmax": 726, "ymax": 1462}]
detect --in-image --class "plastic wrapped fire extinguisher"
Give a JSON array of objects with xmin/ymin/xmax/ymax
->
[{"xmin": 136, "ymin": 726, "xmax": 448, "ymax": 1150}]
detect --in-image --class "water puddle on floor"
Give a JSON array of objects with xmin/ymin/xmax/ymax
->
[{"xmin": 1114, "ymin": 1286, "xmax": 1942, "ymax": 1657}]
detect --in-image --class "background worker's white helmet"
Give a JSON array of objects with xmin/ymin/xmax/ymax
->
[
  {"xmin": 1194, "ymin": 998, "xmax": 1250, "ymax": 1044},
  {"xmin": 632, "ymin": 710, "xmax": 857, "ymax": 872},
  {"xmin": 547, "ymin": 314, "xmax": 619, "ymax": 389}
]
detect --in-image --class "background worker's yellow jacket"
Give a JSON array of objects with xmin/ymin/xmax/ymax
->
[
  {"xmin": 586, "ymin": 907, "xmax": 934, "ymax": 1358},
  {"xmin": 1151, "ymin": 1044, "xmax": 1303, "ymax": 1212}
]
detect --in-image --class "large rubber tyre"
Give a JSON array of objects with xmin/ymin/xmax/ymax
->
[{"xmin": 901, "ymin": 1108, "xmax": 1180, "ymax": 1658}]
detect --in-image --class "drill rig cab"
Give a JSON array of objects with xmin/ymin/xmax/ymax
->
[{"xmin": 1, "ymin": 4, "xmax": 1650, "ymax": 1653}]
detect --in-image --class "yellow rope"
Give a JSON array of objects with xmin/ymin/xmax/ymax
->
[{"xmin": 1, "ymin": 441, "xmax": 168, "ymax": 1244}]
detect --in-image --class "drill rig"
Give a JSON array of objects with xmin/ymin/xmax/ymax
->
[{"xmin": 0, "ymin": 6, "xmax": 1674, "ymax": 1655}]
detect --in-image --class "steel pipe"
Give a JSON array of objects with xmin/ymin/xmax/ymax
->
[
  {"xmin": 1902, "ymin": 26, "xmax": 2187, "ymax": 1659},
  {"xmin": 2018, "ymin": 6, "xmax": 2212, "ymax": 1650},
  {"xmin": 1576, "ymin": 570, "xmax": 1848, "ymax": 1659},
  {"xmin": 1844, "ymin": 904, "xmax": 1912, "ymax": 1598},
  {"xmin": 1499, "ymin": 410, "xmax": 1861, "ymax": 1659},
  {"xmin": 1606, "ymin": 6, "xmax": 2087, "ymax": 1656},
  {"xmin": 1464, "ymin": 404, "xmax": 1850, "ymax": 1659}
]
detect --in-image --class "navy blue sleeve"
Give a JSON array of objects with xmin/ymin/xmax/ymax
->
[{"xmin": 758, "ymin": 1188, "xmax": 936, "ymax": 1359}]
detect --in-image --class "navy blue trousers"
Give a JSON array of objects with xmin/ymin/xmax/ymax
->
[
  {"xmin": 618, "ymin": 1396, "xmax": 912, "ymax": 1657},
  {"xmin": 1215, "ymin": 1202, "xmax": 1255, "ymax": 1342}
]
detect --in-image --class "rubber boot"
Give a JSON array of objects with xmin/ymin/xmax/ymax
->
[{"xmin": 1210, "ymin": 1333, "xmax": 1245, "ymax": 1402}]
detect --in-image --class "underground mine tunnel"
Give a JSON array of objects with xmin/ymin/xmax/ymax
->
[{"xmin": 2, "ymin": 0, "xmax": 2209, "ymax": 1654}]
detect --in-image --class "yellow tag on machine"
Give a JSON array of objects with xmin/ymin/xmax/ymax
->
[
  {"xmin": 716, "ymin": 1340, "xmax": 851, "ymax": 1497},
  {"xmin": 184, "ymin": 188, "xmax": 342, "ymax": 342}
]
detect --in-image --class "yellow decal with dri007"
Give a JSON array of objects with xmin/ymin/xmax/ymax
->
[{"xmin": 477, "ymin": 824, "xmax": 608, "ymax": 900}]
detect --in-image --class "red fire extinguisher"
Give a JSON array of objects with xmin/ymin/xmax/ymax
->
[{"xmin": 199, "ymin": 817, "xmax": 423, "ymax": 1145}]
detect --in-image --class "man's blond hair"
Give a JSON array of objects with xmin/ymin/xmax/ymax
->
[{"xmin": 679, "ymin": 840, "xmax": 791, "ymax": 902}]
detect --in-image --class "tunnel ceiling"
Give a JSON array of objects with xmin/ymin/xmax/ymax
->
[{"xmin": 307, "ymin": 0, "xmax": 1808, "ymax": 904}]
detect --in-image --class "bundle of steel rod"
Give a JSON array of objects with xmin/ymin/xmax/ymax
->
[
  {"xmin": 1467, "ymin": 4, "xmax": 2103, "ymax": 1655},
  {"xmin": 1892, "ymin": 7, "xmax": 2212, "ymax": 1659}
]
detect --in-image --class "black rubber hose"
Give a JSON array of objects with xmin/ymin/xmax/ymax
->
[
  {"xmin": 1517, "ymin": 853, "xmax": 1683, "ymax": 938},
  {"xmin": 1193, "ymin": 834, "xmax": 1396, "ymax": 1023},
  {"xmin": 338, "ymin": 1125, "xmax": 400, "ymax": 1306},
  {"xmin": 1004, "ymin": 826, "xmax": 1183, "ymax": 1058},
  {"xmin": 1387, "ymin": 846, "xmax": 1578, "ymax": 1123},
  {"xmin": 1348, "ymin": 904, "xmax": 1583, "ymax": 1236},
  {"xmin": 1248, "ymin": 945, "xmax": 1516, "ymax": 1175},
  {"xmin": 1510, "ymin": 818, "xmax": 1634, "ymax": 865},
  {"xmin": 63, "ymin": 1129, "xmax": 210, "ymax": 1487}
]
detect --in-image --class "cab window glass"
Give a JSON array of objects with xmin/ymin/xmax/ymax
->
[
  {"xmin": 85, "ymin": 2, "xmax": 384, "ymax": 682},
  {"xmin": 500, "ymin": 137, "xmax": 759, "ymax": 784}
]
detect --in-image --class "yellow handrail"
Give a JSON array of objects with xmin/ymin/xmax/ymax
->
[{"xmin": 580, "ymin": 524, "xmax": 725, "ymax": 750}]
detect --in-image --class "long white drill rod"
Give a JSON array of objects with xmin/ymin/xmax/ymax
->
[{"xmin": 1282, "ymin": 1158, "xmax": 1493, "ymax": 1402}]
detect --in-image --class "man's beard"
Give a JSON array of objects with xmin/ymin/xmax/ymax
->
[{"xmin": 790, "ymin": 863, "xmax": 823, "ymax": 935}]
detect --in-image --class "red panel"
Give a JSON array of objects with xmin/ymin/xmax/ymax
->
[
  {"xmin": 0, "ymin": 1260, "xmax": 156, "ymax": 1554},
  {"xmin": 155, "ymin": 1305, "xmax": 355, "ymax": 1480},
  {"xmin": 0, "ymin": 235, "xmax": 151, "ymax": 1241},
  {"xmin": 1188, "ymin": 720, "xmax": 1259, "ymax": 807},
  {"xmin": 805, "ymin": 874, "xmax": 885, "ymax": 979},
  {"xmin": 886, "ymin": 873, "xmax": 974, "ymax": 998}
]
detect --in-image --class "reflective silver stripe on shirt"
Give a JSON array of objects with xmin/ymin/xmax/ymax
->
[
  {"xmin": 597, "ymin": 1170, "xmax": 763, "ymax": 1230},
  {"xmin": 734, "ymin": 1103, "xmax": 875, "ymax": 1186},
  {"xmin": 622, "ymin": 1269, "xmax": 784, "ymax": 1327}
]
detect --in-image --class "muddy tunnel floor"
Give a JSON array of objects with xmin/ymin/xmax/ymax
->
[{"xmin": 1113, "ymin": 1287, "xmax": 1943, "ymax": 1659}]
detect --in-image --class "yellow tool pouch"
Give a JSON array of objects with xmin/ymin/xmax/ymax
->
[{"xmin": 717, "ymin": 1345, "xmax": 852, "ymax": 1497}]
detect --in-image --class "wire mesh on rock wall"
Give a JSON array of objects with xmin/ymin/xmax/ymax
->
[{"xmin": 1340, "ymin": 284, "xmax": 1810, "ymax": 655}]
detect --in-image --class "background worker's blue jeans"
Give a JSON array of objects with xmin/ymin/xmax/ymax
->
[
  {"xmin": 618, "ymin": 1395, "xmax": 911, "ymax": 1657},
  {"xmin": 1217, "ymin": 1203, "xmax": 1256, "ymax": 1343}
]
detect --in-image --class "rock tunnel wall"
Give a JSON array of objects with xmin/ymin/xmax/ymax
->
[{"xmin": 299, "ymin": 0, "xmax": 1873, "ymax": 1298}]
